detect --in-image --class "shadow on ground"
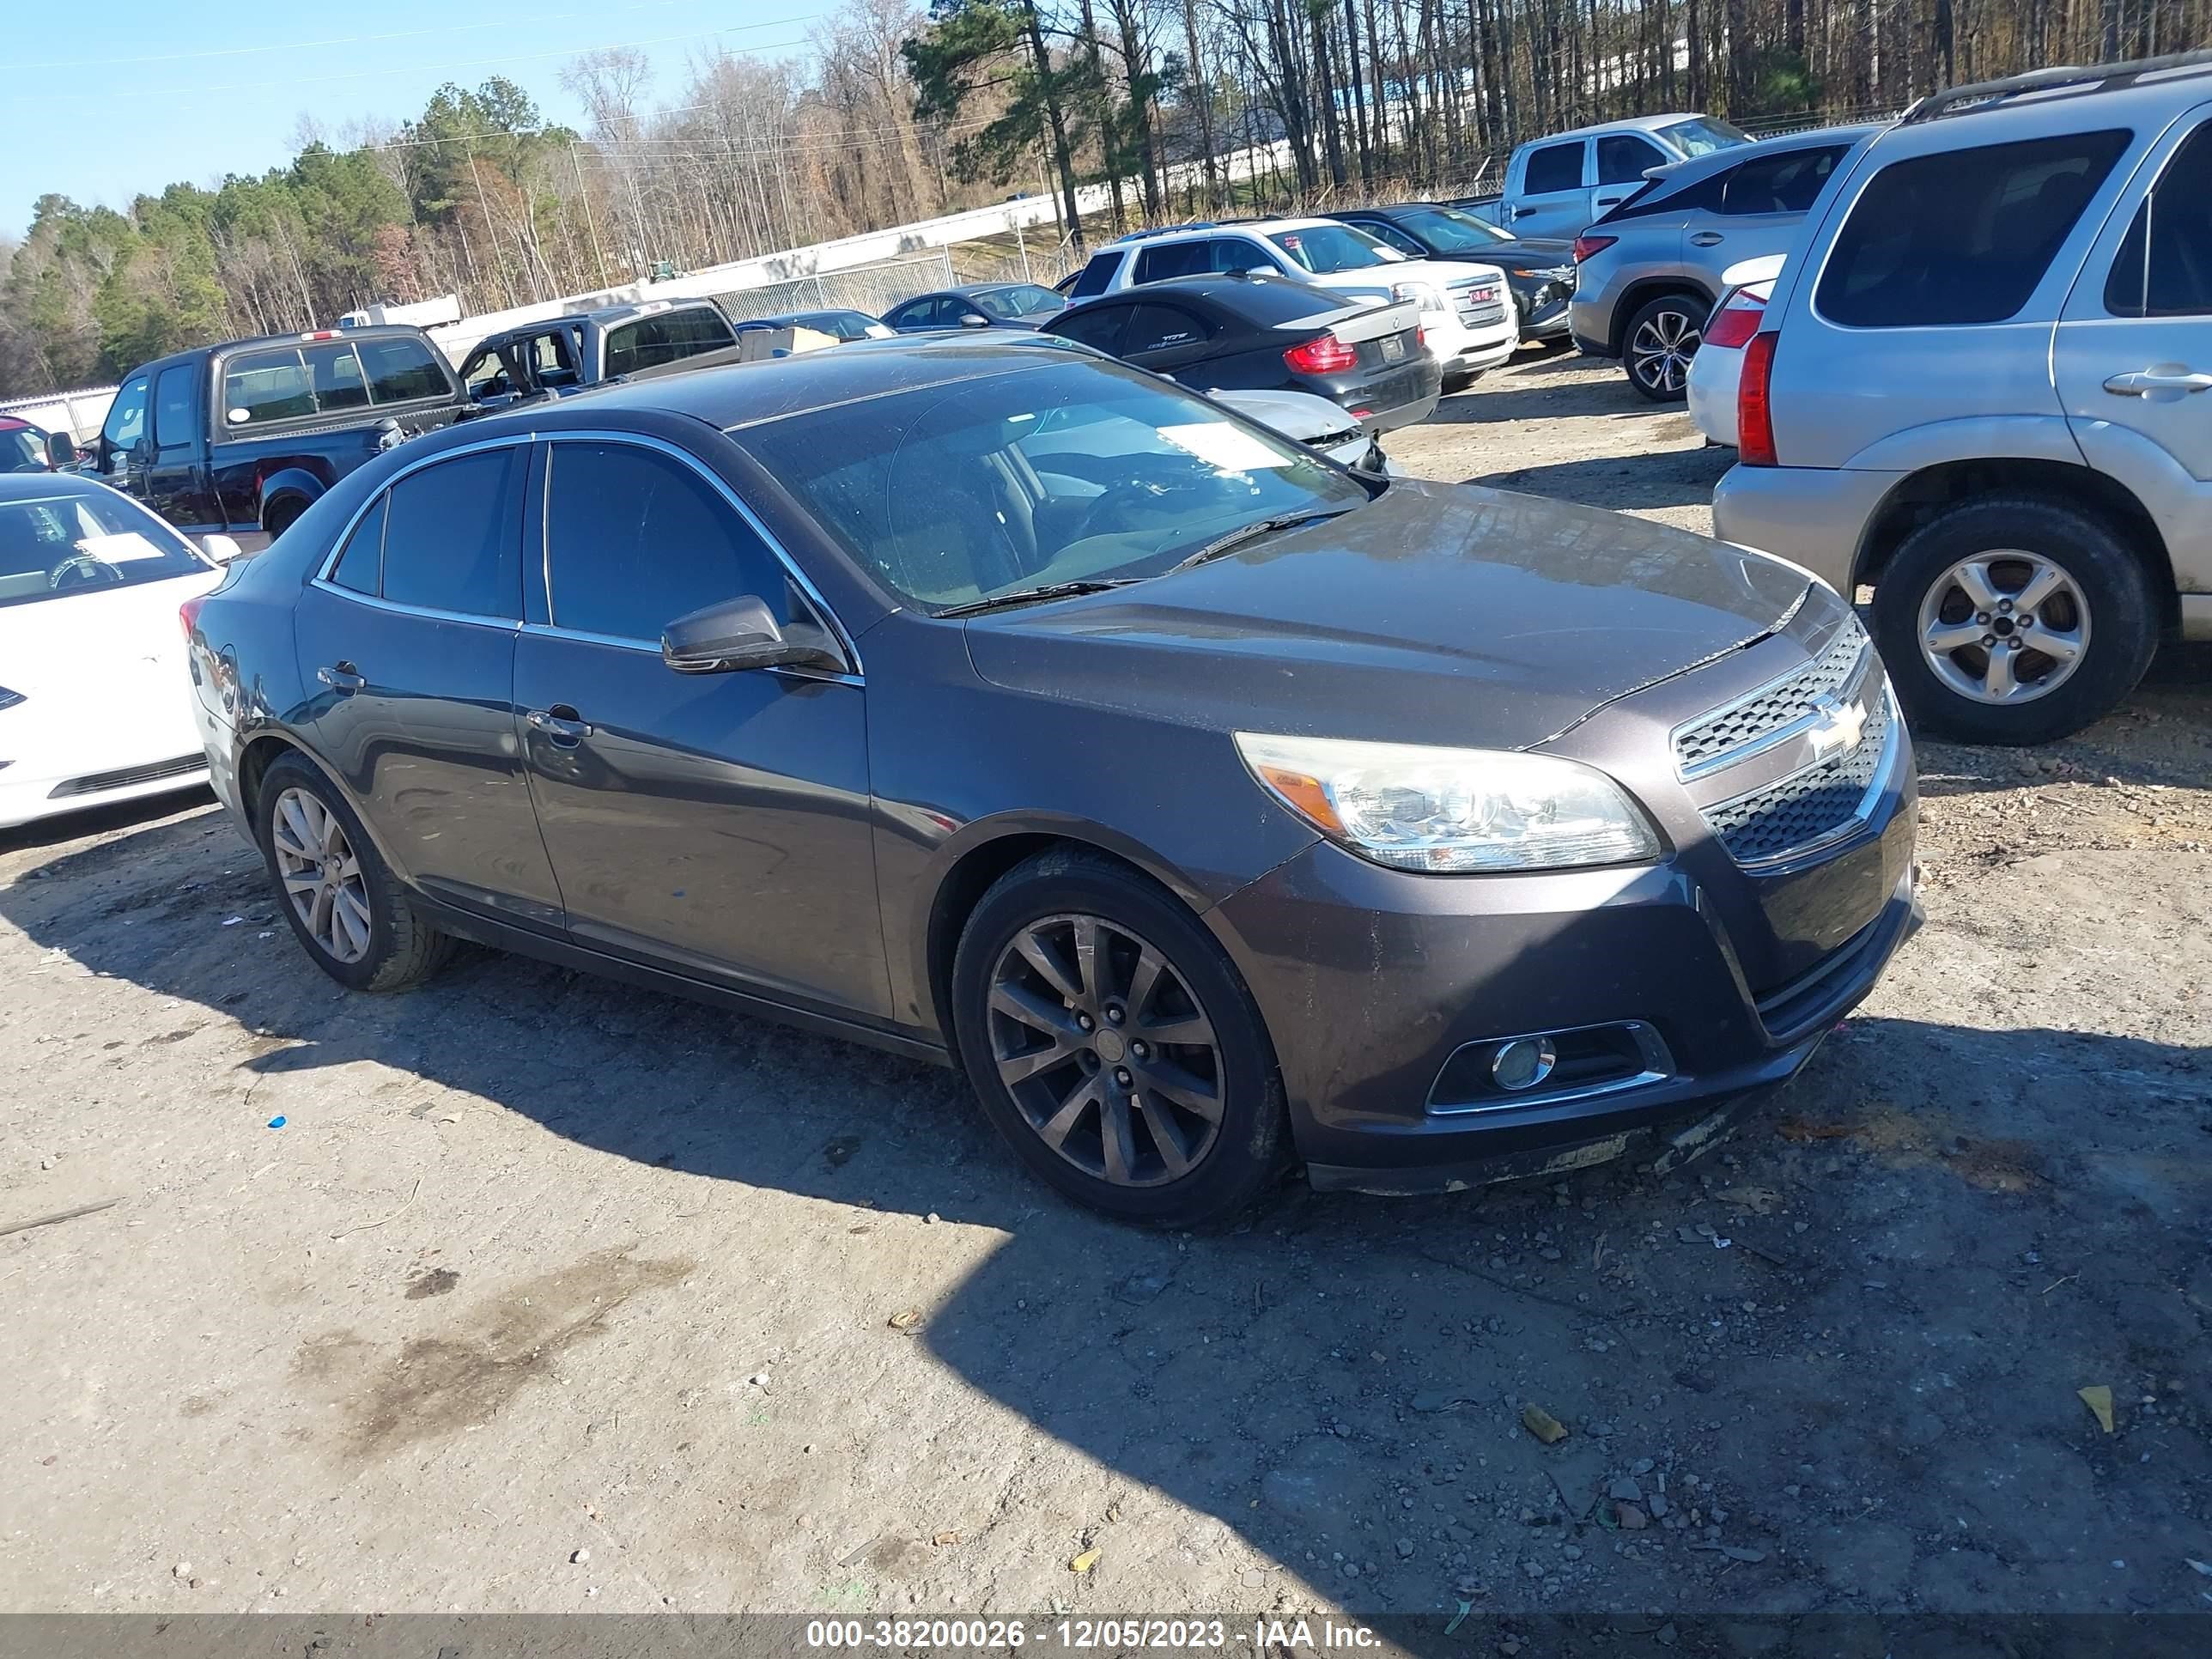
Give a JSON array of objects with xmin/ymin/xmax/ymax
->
[
  {"xmin": 1462, "ymin": 449, "xmax": 1732, "ymax": 512},
  {"xmin": 3, "ymin": 801, "xmax": 2208, "ymax": 1626}
]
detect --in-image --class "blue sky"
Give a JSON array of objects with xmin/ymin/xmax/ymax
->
[{"xmin": 5, "ymin": 0, "xmax": 842, "ymax": 237}]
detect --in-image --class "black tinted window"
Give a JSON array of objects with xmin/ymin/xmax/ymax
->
[
  {"xmin": 358, "ymin": 337, "xmax": 447, "ymax": 403},
  {"xmin": 1817, "ymin": 131, "xmax": 2130, "ymax": 328},
  {"xmin": 330, "ymin": 494, "xmax": 386, "ymax": 594},
  {"xmin": 1719, "ymin": 144, "xmax": 1847, "ymax": 215},
  {"xmin": 1597, "ymin": 135, "xmax": 1664, "ymax": 185},
  {"xmin": 1069, "ymin": 250, "xmax": 1125, "ymax": 298},
  {"xmin": 1048, "ymin": 305, "xmax": 1130, "ymax": 352},
  {"xmin": 2106, "ymin": 121, "xmax": 2212, "ymax": 318},
  {"xmin": 306, "ymin": 341, "xmax": 371, "ymax": 411},
  {"xmin": 1135, "ymin": 240, "xmax": 1212, "ymax": 283},
  {"xmin": 1123, "ymin": 303, "xmax": 1212, "ymax": 355},
  {"xmin": 545, "ymin": 442, "xmax": 781, "ymax": 641},
  {"xmin": 379, "ymin": 448, "xmax": 520, "ymax": 617},
  {"xmin": 152, "ymin": 366, "xmax": 196, "ymax": 447},
  {"xmin": 1524, "ymin": 142, "xmax": 1584, "ymax": 194}
]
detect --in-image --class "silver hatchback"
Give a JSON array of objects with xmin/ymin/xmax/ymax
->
[{"xmin": 1570, "ymin": 126, "xmax": 1875, "ymax": 400}]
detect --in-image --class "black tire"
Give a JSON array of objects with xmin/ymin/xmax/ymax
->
[
  {"xmin": 950, "ymin": 848, "xmax": 1289, "ymax": 1226},
  {"xmin": 1871, "ymin": 496, "xmax": 2160, "ymax": 746},
  {"xmin": 1442, "ymin": 369, "xmax": 1477, "ymax": 395},
  {"xmin": 1620, "ymin": 293, "xmax": 1703, "ymax": 402},
  {"xmin": 256, "ymin": 752, "xmax": 456, "ymax": 992}
]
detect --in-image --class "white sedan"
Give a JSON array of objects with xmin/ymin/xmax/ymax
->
[
  {"xmin": 0, "ymin": 474, "xmax": 229, "ymax": 830},
  {"xmin": 1686, "ymin": 254, "xmax": 1786, "ymax": 449}
]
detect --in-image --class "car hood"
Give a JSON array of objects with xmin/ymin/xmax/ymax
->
[
  {"xmin": 963, "ymin": 480, "xmax": 1809, "ymax": 750},
  {"xmin": 0, "ymin": 569, "xmax": 220, "ymax": 707}
]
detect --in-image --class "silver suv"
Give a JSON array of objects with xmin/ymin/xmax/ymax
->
[
  {"xmin": 1711, "ymin": 52, "xmax": 2212, "ymax": 744},
  {"xmin": 1570, "ymin": 125, "xmax": 1875, "ymax": 400}
]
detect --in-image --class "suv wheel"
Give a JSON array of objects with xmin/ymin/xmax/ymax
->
[
  {"xmin": 951, "ymin": 849, "xmax": 1288, "ymax": 1225},
  {"xmin": 1871, "ymin": 497, "xmax": 2160, "ymax": 745},
  {"xmin": 257, "ymin": 753, "xmax": 456, "ymax": 991},
  {"xmin": 1622, "ymin": 294, "xmax": 1703, "ymax": 402}
]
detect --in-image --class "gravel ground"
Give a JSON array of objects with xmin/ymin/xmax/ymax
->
[{"xmin": 3, "ymin": 348, "xmax": 2209, "ymax": 1626}]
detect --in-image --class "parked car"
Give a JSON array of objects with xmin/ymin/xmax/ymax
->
[
  {"xmin": 187, "ymin": 340, "xmax": 1917, "ymax": 1223},
  {"xmin": 779, "ymin": 307, "xmax": 896, "ymax": 342},
  {"xmin": 1061, "ymin": 218, "xmax": 1515, "ymax": 389},
  {"xmin": 1712, "ymin": 52, "xmax": 2212, "ymax": 744},
  {"xmin": 455, "ymin": 300, "xmax": 740, "ymax": 410},
  {"xmin": 1041, "ymin": 271, "xmax": 1438, "ymax": 434},
  {"xmin": 2, "ymin": 416, "xmax": 78, "ymax": 473},
  {"xmin": 1497, "ymin": 113, "xmax": 1753, "ymax": 240},
  {"xmin": 1206, "ymin": 387, "xmax": 1390, "ymax": 471},
  {"xmin": 1444, "ymin": 195, "xmax": 1507, "ymax": 228},
  {"xmin": 1325, "ymin": 203, "xmax": 1577, "ymax": 342},
  {"xmin": 93, "ymin": 326, "xmax": 466, "ymax": 545},
  {"xmin": 1687, "ymin": 256, "xmax": 1787, "ymax": 447},
  {"xmin": 1570, "ymin": 125, "xmax": 1877, "ymax": 400},
  {"xmin": 0, "ymin": 472, "xmax": 227, "ymax": 828},
  {"xmin": 882, "ymin": 283, "xmax": 1067, "ymax": 331}
]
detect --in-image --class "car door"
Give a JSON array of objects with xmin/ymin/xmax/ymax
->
[
  {"xmin": 2055, "ymin": 106, "xmax": 2212, "ymax": 590},
  {"xmin": 1511, "ymin": 139, "xmax": 1591, "ymax": 238},
  {"xmin": 514, "ymin": 433, "xmax": 885, "ymax": 1016},
  {"xmin": 1595, "ymin": 132, "xmax": 1671, "ymax": 225},
  {"xmin": 1120, "ymin": 301, "xmax": 1220, "ymax": 380},
  {"xmin": 1680, "ymin": 143, "xmax": 1852, "ymax": 289},
  {"xmin": 291, "ymin": 438, "xmax": 564, "ymax": 928},
  {"xmin": 144, "ymin": 362, "xmax": 222, "ymax": 532},
  {"xmin": 1047, "ymin": 301, "xmax": 1135, "ymax": 356}
]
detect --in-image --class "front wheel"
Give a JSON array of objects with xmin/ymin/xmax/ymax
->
[
  {"xmin": 1870, "ymin": 497, "xmax": 2159, "ymax": 745},
  {"xmin": 1622, "ymin": 294, "xmax": 1703, "ymax": 402},
  {"xmin": 951, "ymin": 850, "xmax": 1288, "ymax": 1225}
]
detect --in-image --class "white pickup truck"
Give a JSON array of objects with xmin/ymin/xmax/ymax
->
[{"xmin": 1491, "ymin": 113, "xmax": 1753, "ymax": 239}]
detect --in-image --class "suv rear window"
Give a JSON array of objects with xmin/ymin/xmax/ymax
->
[
  {"xmin": 1816, "ymin": 130, "xmax": 2130, "ymax": 328},
  {"xmin": 1719, "ymin": 144, "xmax": 1849, "ymax": 215}
]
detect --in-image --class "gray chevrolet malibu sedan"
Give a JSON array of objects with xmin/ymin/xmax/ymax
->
[{"xmin": 183, "ymin": 338, "xmax": 1918, "ymax": 1223}]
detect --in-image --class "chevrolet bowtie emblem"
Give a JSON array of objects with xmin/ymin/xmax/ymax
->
[{"xmin": 1806, "ymin": 692, "xmax": 1869, "ymax": 762}]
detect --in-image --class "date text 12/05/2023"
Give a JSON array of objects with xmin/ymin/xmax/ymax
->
[{"xmin": 802, "ymin": 1618, "xmax": 1384, "ymax": 1651}]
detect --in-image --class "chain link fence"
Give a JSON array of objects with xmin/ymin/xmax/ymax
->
[{"xmin": 709, "ymin": 252, "xmax": 957, "ymax": 324}]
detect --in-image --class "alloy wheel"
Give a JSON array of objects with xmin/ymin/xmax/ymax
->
[
  {"xmin": 1629, "ymin": 307, "xmax": 1700, "ymax": 394},
  {"xmin": 270, "ymin": 787, "xmax": 374, "ymax": 964},
  {"xmin": 987, "ymin": 913, "xmax": 1225, "ymax": 1188},
  {"xmin": 1916, "ymin": 550, "xmax": 2090, "ymax": 705}
]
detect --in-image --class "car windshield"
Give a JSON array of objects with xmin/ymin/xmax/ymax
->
[
  {"xmin": 973, "ymin": 285, "xmax": 1066, "ymax": 319},
  {"xmin": 1662, "ymin": 117, "xmax": 1753, "ymax": 158},
  {"xmin": 1268, "ymin": 224, "xmax": 1392, "ymax": 274},
  {"xmin": 0, "ymin": 489, "xmax": 209, "ymax": 610},
  {"xmin": 737, "ymin": 359, "xmax": 1373, "ymax": 612},
  {"xmin": 2, "ymin": 425, "xmax": 47, "ymax": 472},
  {"xmin": 1395, "ymin": 207, "xmax": 1512, "ymax": 252}
]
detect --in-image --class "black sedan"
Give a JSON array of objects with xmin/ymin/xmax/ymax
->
[
  {"xmin": 1328, "ymin": 204, "xmax": 1577, "ymax": 341},
  {"xmin": 882, "ymin": 283, "xmax": 1066, "ymax": 332},
  {"xmin": 186, "ymin": 341, "xmax": 1917, "ymax": 1224},
  {"xmin": 1041, "ymin": 272, "xmax": 1440, "ymax": 434}
]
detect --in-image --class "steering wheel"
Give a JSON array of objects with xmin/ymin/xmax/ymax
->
[
  {"xmin": 1076, "ymin": 461, "xmax": 1240, "ymax": 540},
  {"xmin": 49, "ymin": 555, "xmax": 125, "ymax": 591}
]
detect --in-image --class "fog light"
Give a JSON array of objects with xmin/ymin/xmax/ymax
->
[{"xmin": 1490, "ymin": 1036, "xmax": 1558, "ymax": 1091}]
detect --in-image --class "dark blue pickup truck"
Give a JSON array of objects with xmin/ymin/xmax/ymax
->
[{"xmin": 91, "ymin": 325, "xmax": 468, "ymax": 547}]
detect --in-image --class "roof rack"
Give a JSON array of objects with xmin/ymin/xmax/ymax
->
[{"xmin": 1901, "ymin": 46, "xmax": 2212, "ymax": 123}]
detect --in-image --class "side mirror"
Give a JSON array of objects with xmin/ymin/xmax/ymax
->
[
  {"xmin": 959, "ymin": 313, "xmax": 992, "ymax": 329},
  {"xmin": 661, "ymin": 593, "xmax": 844, "ymax": 676},
  {"xmin": 46, "ymin": 431, "xmax": 76, "ymax": 468},
  {"xmin": 198, "ymin": 533, "xmax": 246, "ymax": 563}
]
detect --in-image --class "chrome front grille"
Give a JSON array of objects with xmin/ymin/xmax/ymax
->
[
  {"xmin": 1450, "ymin": 277, "xmax": 1507, "ymax": 328},
  {"xmin": 1703, "ymin": 694, "xmax": 1893, "ymax": 865},
  {"xmin": 1675, "ymin": 614, "xmax": 1869, "ymax": 777}
]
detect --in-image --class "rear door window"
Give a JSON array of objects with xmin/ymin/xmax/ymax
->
[
  {"xmin": 1719, "ymin": 144, "xmax": 1849, "ymax": 215},
  {"xmin": 2105, "ymin": 119, "xmax": 2212, "ymax": 317},
  {"xmin": 1523, "ymin": 142, "xmax": 1585, "ymax": 194},
  {"xmin": 1122, "ymin": 303, "xmax": 1214, "ymax": 356},
  {"xmin": 1816, "ymin": 130, "xmax": 2131, "ymax": 327},
  {"xmin": 1069, "ymin": 250, "xmax": 1126, "ymax": 297},
  {"xmin": 1134, "ymin": 240, "xmax": 1212, "ymax": 283},
  {"xmin": 329, "ymin": 494, "xmax": 387, "ymax": 595},
  {"xmin": 378, "ymin": 447, "xmax": 522, "ymax": 619},
  {"xmin": 1048, "ymin": 304, "xmax": 1133, "ymax": 353},
  {"xmin": 357, "ymin": 337, "xmax": 449, "ymax": 403}
]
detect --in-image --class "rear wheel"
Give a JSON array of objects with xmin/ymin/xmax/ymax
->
[
  {"xmin": 1622, "ymin": 294, "xmax": 1703, "ymax": 401},
  {"xmin": 1871, "ymin": 497, "xmax": 2159, "ymax": 745},
  {"xmin": 951, "ymin": 850, "xmax": 1288, "ymax": 1225}
]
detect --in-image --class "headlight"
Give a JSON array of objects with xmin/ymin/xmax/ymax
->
[
  {"xmin": 0, "ymin": 685, "xmax": 24, "ymax": 713},
  {"xmin": 1392, "ymin": 281, "xmax": 1445, "ymax": 310},
  {"xmin": 1235, "ymin": 732, "xmax": 1660, "ymax": 872}
]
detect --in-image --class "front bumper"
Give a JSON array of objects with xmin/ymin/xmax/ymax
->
[
  {"xmin": 1207, "ymin": 723, "xmax": 1918, "ymax": 1191},
  {"xmin": 1710, "ymin": 464, "xmax": 1900, "ymax": 598},
  {"xmin": 1420, "ymin": 310, "xmax": 1517, "ymax": 377}
]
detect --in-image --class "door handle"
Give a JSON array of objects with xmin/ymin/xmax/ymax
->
[
  {"xmin": 317, "ymin": 662, "xmax": 365, "ymax": 695},
  {"xmin": 2102, "ymin": 367, "xmax": 2212, "ymax": 397},
  {"xmin": 1690, "ymin": 231, "xmax": 1725, "ymax": 246},
  {"xmin": 526, "ymin": 706, "xmax": 592, "ymax": 743}
]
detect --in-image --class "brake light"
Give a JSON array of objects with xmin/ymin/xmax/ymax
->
[
  {"xmin": 179, "ymin": 592, "xmax": 209, "ymax": 642},
  {"xmin": 1283, "ymin": 332, "xmax": 1360, "ymax": 374},
  {"xmin": 299, "ymin": 330, "xmax": 341, "ymax": 341},
  {"xmin": 1571, "ymin": 234, "xmax": 1617, "ymax": 264},
  {"xmin": 1704, "ymin": 290, "xmax": 1767, "ymax": 351},
  {"xmin": 1737, "ymin": 331, "xmax": 1779, "ymax": 466}
]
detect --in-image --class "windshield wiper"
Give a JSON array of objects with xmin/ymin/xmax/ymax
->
[
  {"xmin": 1168, "ymin": 507, "xmax": 1358, "ymax": 574},
  {"xmin": 934, "ymin": 578, "xmax": 1140, "ymax": 618}
]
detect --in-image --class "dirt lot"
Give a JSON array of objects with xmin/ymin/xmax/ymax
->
[{"xmin": 4, "ymin": 349, "xmax": 2209, "ymax": 1630}]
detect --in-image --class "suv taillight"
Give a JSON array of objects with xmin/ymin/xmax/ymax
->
[
  {"xmin": 1284, "ymin": 332, "xmax": 1360, "ymax": 374},
  {"xmin": 1571, "ymin": 234, "xmax": 1617, "ymax": 264},
  {"xmin": 1704, "ymin": 289, "xmax": 1767, "ymax": 351},
  {"xmin": 1737, "ymin": 331, "xmax": 1779, "ymax": 467}
]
